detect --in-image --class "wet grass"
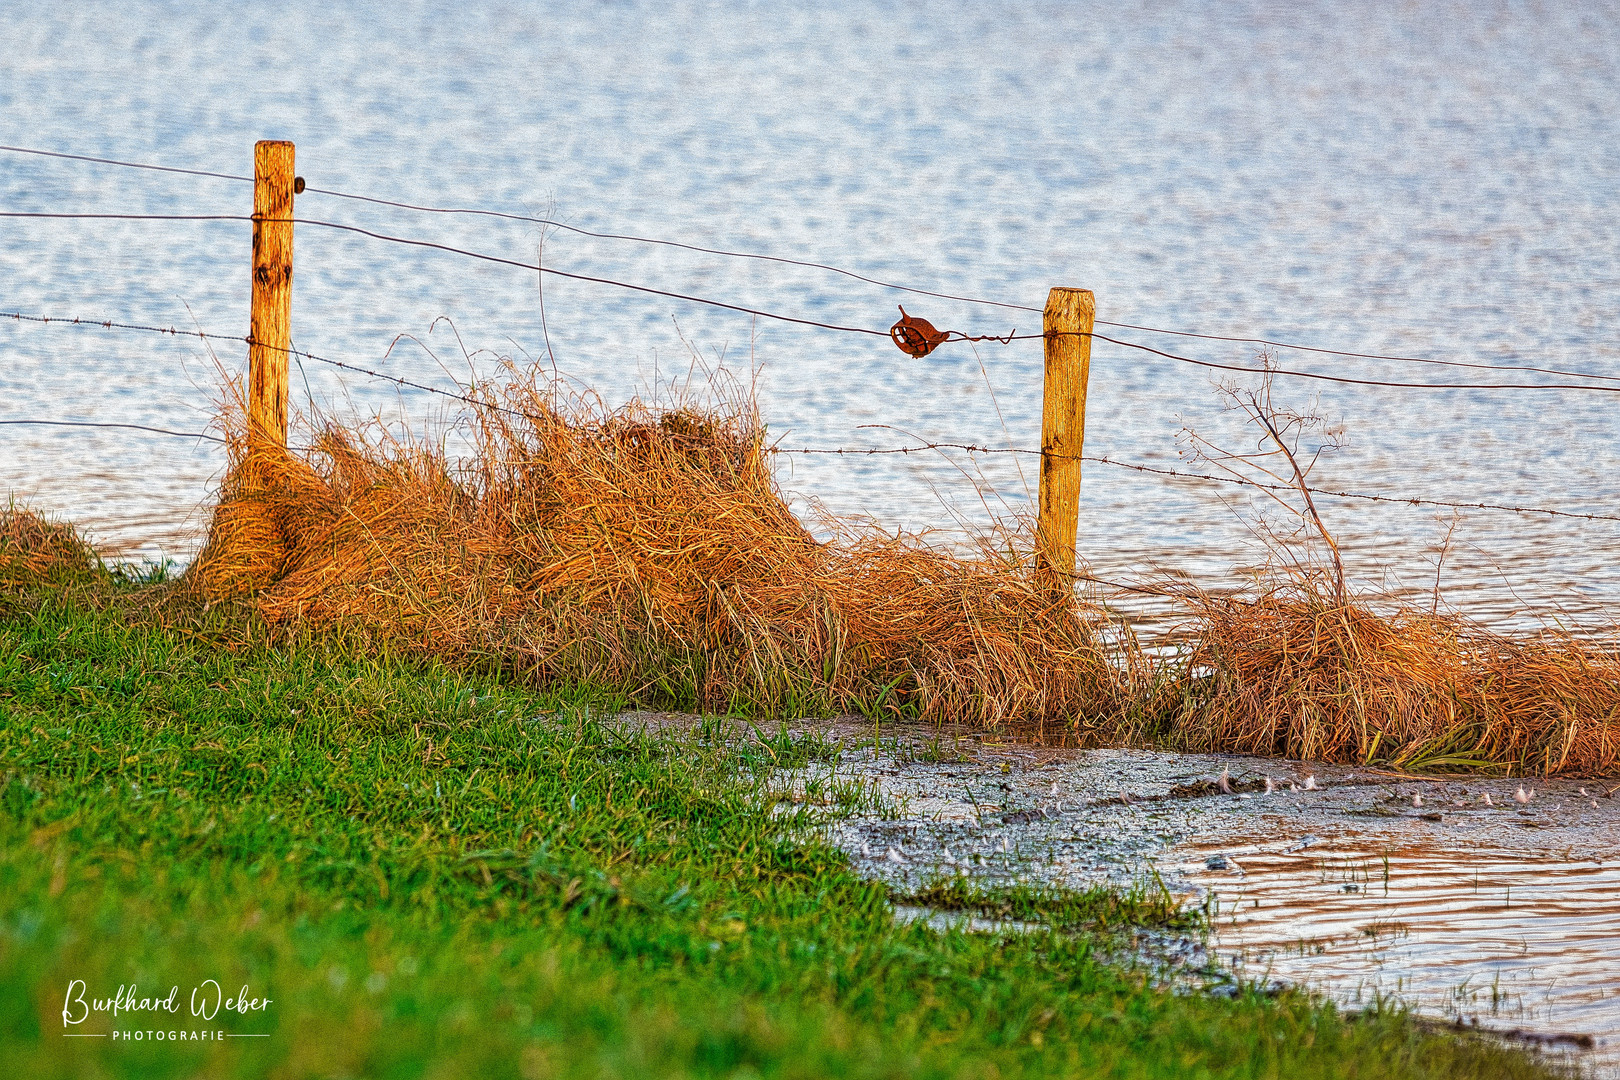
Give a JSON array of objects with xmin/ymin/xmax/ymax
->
[
  {"xmin": 895, "ymin": 877, "xmax": 1188, "ymax": 936},
  {"xmin": 0, "ymin": 573, "xmax": 1574, "ymax": 1078}
]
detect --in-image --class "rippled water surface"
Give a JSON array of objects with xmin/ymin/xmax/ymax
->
[
  {"xmin": 3, "ymin": 1, "xmax": 1618, "ymax": 633},
  {"xmin": 791, "ymin": 725, "xmax": 1620, "ymax": 1075},
  {"xmin": 1182, "ymin": 834, "xmax": 1620, "ymax": 1072}
]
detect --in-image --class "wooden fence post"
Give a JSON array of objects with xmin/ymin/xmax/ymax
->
[
  {"xmin": 1036, "ymin": 286, "xmax": 1095, "ymax": 578},
  {"xmin": 249, "ymin": 140, "xmax": 297, "ymax": 447}
]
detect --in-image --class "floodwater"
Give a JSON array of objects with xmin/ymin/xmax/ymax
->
[
  {"xmin": 2, "ymin": 1, "xmax": 1619, "ymax": 637},
  {"xmin": 679, "ymin": 712, "xmax": 1620, "ymax": 1075},
  {"xmin": 1182, "ymin": 835, "xmax": 1620, "ymax": 1061}
]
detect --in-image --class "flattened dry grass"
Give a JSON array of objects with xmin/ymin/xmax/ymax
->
[
  {"xmin": 186, "ymin": 368, "xmax": 1122, "ymax": 728},
  {"xmin": 1173, "ymin": 575, "xmax": 1620, "ymax": 776}
]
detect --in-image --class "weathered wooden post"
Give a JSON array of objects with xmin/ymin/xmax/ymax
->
[
  {"xmin": 1036, "ymin": 287, "xmax": 1095, "ymax": 578},
  {"xmin": 249, "ymin": 140, "xmax": 297, "ymax": 447}
]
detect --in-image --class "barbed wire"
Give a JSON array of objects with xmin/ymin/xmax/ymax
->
[
  {"xmin": 0, "ymin": 310, "xmax": 522, "ymax": 424},
  {"xmin": 4, "ymin": 309, "xmax": 1615, "ymax": 526},
  {"xmin": 8, "ymin": 211, "xmax": 1620, "ymax": 395},
  {"xmin": 6, "ymin": 141, "xmax": 1620, "ymax": 387},
  {"xmin": 770, "ymin": 443, "xmax": 1620, "ymax": 524}
]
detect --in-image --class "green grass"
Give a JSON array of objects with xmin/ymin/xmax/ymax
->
[{"xmin": 0, "ymin": 579, "xmax": 1567, "ymax": 1078}]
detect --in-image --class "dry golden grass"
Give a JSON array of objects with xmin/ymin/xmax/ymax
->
[
  {"xmin": 1174, "ymin": 575, "xmax": 1620, "ymax": 776},
  {"xmin": 186, "ymin": 369, "xmax": 1122, "ymax": 727},
  {"xmin": 15, "ymin": 359, "xmax": 1612, "ymax": 774},
  {"xmin": 0, "ymin": 505, "xmax": 99, "ymax": 586}
]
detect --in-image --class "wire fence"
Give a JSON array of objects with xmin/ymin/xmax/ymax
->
[
  {"xmin": 7, "ymin": 208, "xmax": 1620, "ymax": 394},
  {"xmin": 9, "ymin": 144, "xmax": 1620, "ymax": 384},
  {"xmin": 5, "ymin": 308, "xmax": 1618, "ymax": 527},
  {"xmin": 3, "ymin": 139, "xmax": 1619, "ymax": 550}
]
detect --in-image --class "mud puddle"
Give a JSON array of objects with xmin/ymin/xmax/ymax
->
[{"xmin": 617, "ymin": 712, "xmax": 1620, "ymax": 1073}]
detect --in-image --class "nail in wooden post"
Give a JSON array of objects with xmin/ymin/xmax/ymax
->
[
  {"xmin": 1036, "ymin": 287, "xmax": 1094, "ymax": 578},
  {"xmin": 249, "ymin": 140, "xmax": 296, "ymax": 447}
]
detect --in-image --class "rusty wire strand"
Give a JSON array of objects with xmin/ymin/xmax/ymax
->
[
  {"xmin": 0, "ymin": 418, "xmax": 226, "ymax": 442},
  {"xmin": 0, "ymin": 211, "xmax": 888, "ymax": 339},
  {"xmin": 0, "ymin": 144, "xmax": 1038, "ymax": 314},
  {"xmin": 10, "ymin": 211, "xmax": 1620, "ymax": 396},
  {"xmin": 0, "ymin": 143, "xmax": 251, "ymax": 184},
  {"xmin": 1014, "ymin": 329, "xmax": 1620, "ymax": 395}
]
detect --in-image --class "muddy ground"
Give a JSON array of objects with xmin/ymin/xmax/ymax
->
[{"xmin": 617, "ymin": 711, "xmax": 1620, "ymax": 1076}]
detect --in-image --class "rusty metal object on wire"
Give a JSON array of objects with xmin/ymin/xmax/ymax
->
[
  {"xmin": 888, "ymin": 305, "xmax": 1019, "ymax": 358},
  {"xmin": 889, "ymin": 305, "xmax": 950, "ymax": 357}
]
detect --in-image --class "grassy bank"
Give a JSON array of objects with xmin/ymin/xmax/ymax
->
[{"xmin": 0, "ymin": 568, "xmax": 1569, "ymax": 1077}]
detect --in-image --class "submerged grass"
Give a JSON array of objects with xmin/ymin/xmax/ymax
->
[
  {"xmin": 896, "ymin": 877, "xmax": 1188, "ymax": 936},
  {"xmin": 0, "ymin": 565, "xmax": 1571, "ymax": 1078},
  {"xmin": 1165, "ymin": 577, "xmax": 1620, "ymax": 776}
]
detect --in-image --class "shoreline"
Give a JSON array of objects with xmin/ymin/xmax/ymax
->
[{"xmin": 618, "ymin": 710, "xmax": 1620, "ymax": 1075}]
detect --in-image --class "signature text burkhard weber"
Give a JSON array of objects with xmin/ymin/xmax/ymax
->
[{"xmin": 61, "ymin": 979, "xmax": 272, "ymax": 1039}]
